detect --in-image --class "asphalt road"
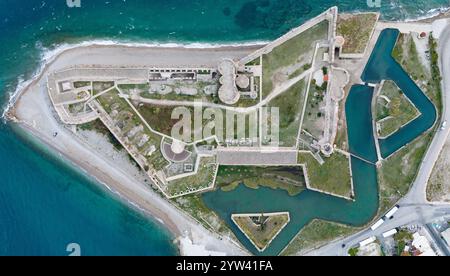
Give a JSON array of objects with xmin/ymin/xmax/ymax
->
[
  {"xmin": 305, "ymin": 23, "xmax": 450, "ymax": 256},
  {"xmin": 402, "ymin": 21, "xmax": 450, "ymax": 205},
  {"xmin": 425, "ymin": 223, "xmax": 450, "ymax": 256},
  {"xmin": 306, "ymin": 204, "xmax": 450, "ymax": 256}
]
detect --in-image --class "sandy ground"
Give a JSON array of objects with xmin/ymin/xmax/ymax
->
[
  {"xmin": 428, "ymin": 141, "xmax": 450, "ymax": 203},
  {"xmin": 9, "ymin": 44, "xmax": 257, "ymax": 256},
  {"xmin": 39, "ymin": 44, "xmax": 262, "ymax": 69}
]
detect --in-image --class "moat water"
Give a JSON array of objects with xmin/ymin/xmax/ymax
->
[
  {"xmin": 203, "ymin": 85, "xmax": 380, "ymax": 256},
  {"xmin": 203, "ymin": 29, "xmax": 437, "ymax": 256},
  {"xmin": 361, "ymin": 29, "xmax": 437, "ymax": 158}
]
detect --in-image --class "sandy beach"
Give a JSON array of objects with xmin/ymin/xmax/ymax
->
[{"xmin": 7, "ymin": 43, "xmax": 261, "ymax": 256}]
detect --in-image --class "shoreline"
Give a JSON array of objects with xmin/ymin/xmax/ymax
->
[
  {"xmin": 4, "ymin": 8, "xmax": 450, "ymax": 256},
  {"xmin": 10, "ymin": 110, "xmax": 248, "ymax": 256},
  {"xmin": 11, "ymin": 121, "xmax": 183, "ymax": 247},
  {"xmin": 2, "ymin": 40, "xmax": 267, "ymax": 119},
  {"xmin": 7, "ymin": 42, "xmax": 254, "ymax": 256},
  {"xmin": 4, "ymin": 7, "xmax": 450, "ymax": 119}
]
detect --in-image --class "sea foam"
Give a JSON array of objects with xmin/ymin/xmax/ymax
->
[{"xmin": 1, "ymin": 39, "xmax": 268, "ymax": 121}]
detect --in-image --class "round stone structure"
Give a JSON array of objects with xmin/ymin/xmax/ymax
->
[
  {"xmin": 236, "ymin": 74, "xmax": 250, "ymax": 89},
  {"xmin": 218, "ymin": 59, "xmax": 240, "ymax": 105},
  {"xmin": 335, "ymin": 36, "xmax": 345, "ymax": 48},
  {"xmin": 171, "ymin": 140, "xmax": 186, "ymax": 154}
]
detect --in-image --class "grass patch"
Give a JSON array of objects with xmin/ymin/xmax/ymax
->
[
  {"xmin": 92, "ymin": 81, "xmax": 115, "ymax": 95},
  {"xmin": 378, "ymin": 131, "xmax": 434, "ymax": 214},
  {"xmin": 118, "ymin": 83, "xmax": 150, "ymax": 94},
  {"xmin": 216, "ymin": 166, "xmax": 305, "ymax": 196},
  {"xmin": 265, "ymin": 79, "xmax": 306, "ymax": 147},
  {"xmin": 301, "ymin": 78, "xmax": 327, "ymax": 139},
  {"xmin": 429, "ymin": 35, "xmax": 443, "ymax": 112},
  {"xmin": 96, "ymin": 90, "xmax": 168, "ymax": 171},
  {"xmin": 232, "ymin": 97, "xmax": 260, "ymax": 108},
  {"xmin": 376, "ymin": 81, "xmax": 419, "ymax": 137},
  {"xmin": 337, "ymin": 13, "xmax": 378, "ymax": 54},
  {"xmin": 389, "ymin": 32, "xmax": 443, "ymax": 208},
  {"xmin": 136, "ymin": 104, "xmax": 189, "ymax": 137},
  {"xmin": 289, "ymin": 64, "xmax": 311, "ymax": 80},
  {"xmin": 232, "ymin": 213, "xmax": 290, "ymax": 252},
  {"xmin": 334, "ymin": 86, "xmax": 350, "ymax": 151},
  {"xmin": 262, "ymin": 20, "xmax": 328, "ymax": 98},
  {"xmin": 167, "ymin": 156, "xmax": 217, "ymax": 196},
  {"xmin": 393, "ymin": 33, "xmax": 442, "ymax": 112},
  {"xmin": 281, "ymin": 219, "xmax": 357, "ymax": 256},
  {"xmin": 393, "ymin": 34, "xmax": 427, "ymax": 83},
  {"xmin": 246, "ymin": 57, "xmax": 261, "ymax": 66},
  {"xmin": 73, "ymin": 81, "xmax": 91, "ymax": 88},
  {"xmin": 394, "ymin": 229, "xmax": 413, "ymax": 256},
  {"xmin": 298, "ymin": 151, "xmax": 353, "ymax": 198}
]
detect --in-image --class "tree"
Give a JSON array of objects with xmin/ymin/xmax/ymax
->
[
  {"xmin": 303, "ymin": 63, "xmax": 312, "ymax": 70},
  {"xmin": 348, "ymin": 247, "xmax": 359, "ymax": 256}
]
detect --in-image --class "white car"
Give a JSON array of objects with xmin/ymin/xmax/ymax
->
[{"xmin": 441, "ymin": 121, "xmax": 447, "ymax": 131}]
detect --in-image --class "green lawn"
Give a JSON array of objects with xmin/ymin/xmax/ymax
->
[
  {"xmin": 334, "ymin": 87, "xmax": 350, "ymax": 151},
  {"xmin": 393, "ymin": 34, "xmax": 428, "ymax": 83},
  {"xmin": 262, "ymin": 20, "xmax": 328, "ymax": 99},
  {"xmin": 289, "ymin": 63, "xmax": 312, "ymax": 80},
  {"xmin": 167, "ymin": 156, "xmax": 217, "ymax": 196},
  {"xmin": 246, "ymin": 57, "xmax": 261, "ymax": 66},
  {"xmin": 216, "ymin": 166, "xmax": 305, "ymax": 196},
  {"xmin": 376, "ymin": 81, "xmax": 419, "ymax": 138},
  {"xmin": 301, "ymin": 78, "xmax": 327, "ymax": 139},
  {"xmin": 337, "ymin": 13, "xmax": 378, "ymax": 54},
  {"xmin": 73, "ymin": 81, "xmax": 91, "ymax": 88},
  {"xmin": 394, "ymin": 230, "xmax": 413, "ymax": 256},
  {"xmin": 281, "ymin": 219, "xmax": 357, "ymax": 256},
  {"xmin": 378, "ymin": 131, "xmax": 434, "ymax": 214},
  {"xmin": 96, "ymin": 88, "xmax": 127, "ymax": 113},
  {"xmin": 117, "ymin": 83, "xmax": 150, "ymax": 94},
  {"xmin": 233, "ymin": 97, "xmax": 260, "ymax": 108},
  {"xmin": 92, "ymin": 81, "xmax": 115, "ymax": 95},
  {"xmin": 136, "ymin": 104, "xmax": 190, "ymax": 137},
  {"xmin": 298, "ymin": 151, "xmax": 353, "ymax": 198},
  {"xmin": 265, "ymin": 79, "xmax": 306, "ymax": 147}
]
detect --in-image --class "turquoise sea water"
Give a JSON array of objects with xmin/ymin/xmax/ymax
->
[{"xmin": 0, "ymin": 0, "xmax": 448, "ymax": 256}]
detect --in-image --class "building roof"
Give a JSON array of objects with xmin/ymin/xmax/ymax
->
[
  {"xmin": 236, "ymin": 74, "xmax": 250, "ymax": 89},
  {"xmin": 412, "ymin": 232, "xmax": 436, "ymax": 256},
  {"xmin": 162, "ymin": 142, "xmax": 191, "ymax": 163},
  {"xmin": 218, "ymin": 59, "xmax": 240, "ymax": 105},
  {"xmin": 441, "ymin": 228, "xmax": 450, "ymax": 246}
]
